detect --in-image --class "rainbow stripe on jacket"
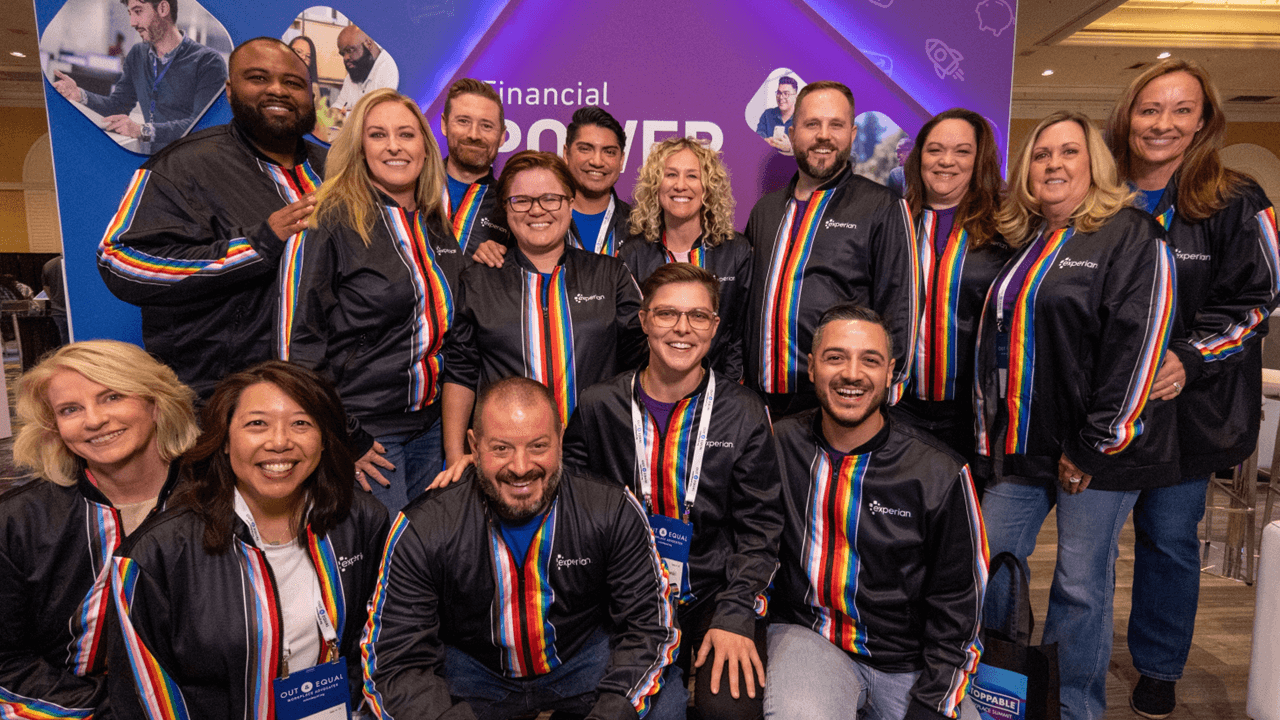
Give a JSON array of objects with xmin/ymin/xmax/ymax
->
[
  {"xmin": 521, "ymin": 267, "xmax": 578, "ymax": 424},
  {"xmin": 0, "ymin": 685, "xmax": 96, "ymax": 720},
  {"xmin": 109, "ymin": 557, "xmax": 191, "ymax": 720},
  {"xmin": 487, "ymin": 502, "xmax": 562, "ymax": 677},
  {"xmin": 759, "ymin": 189, "xmax": 835, "ymax": 393},
  {"xmin": 360, "ymin": 514, "xmax": 412, "ymax": 719},
  {"xmin": 65, "ymin": 501, "xmax": 121, "ymax": 678},
  {"xmin": 802, "ymin": 450, "xmax": 871, "ymax": 654},
  {"xmin": 448, "ymin": 182, "xmax": 486, "ymax": 254},
  {"xmin": 637, "ymin": 393, "xmax": 704, "ymax": 520},
  {"xmin": 386, "ymin": 207, "xmax": 455, "ymax": 409},
  {"xmin": 912, "ymin": 210, "xmax": 969, "ymax": 402},
  {"xmin": 1191, "ymin": 207, "xmax": 1280, "ymax": 361}
]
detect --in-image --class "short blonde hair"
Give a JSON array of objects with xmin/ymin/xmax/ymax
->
[
  {"xmin": 996, "ymin": 110, "xmax": 1135, "ymax": 245},
  {"xmin": 311, "ymin": 89, "xmax": 450, "ymax": 246},
  {"xmin": 628, "ymin": 137, "xmax": 736, "ymax": 246},
  {"xmin": 13, "ymin": 341, "xmax": 198, "ymax": 486}
]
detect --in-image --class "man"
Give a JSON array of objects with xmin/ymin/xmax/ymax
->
[
  {"xmin": 564, "ymin": 106, "xmax": 632, "ymax": 256},
  {"xmin": 97, "ymin": 37, "xmax": 323, "ymax": 399},
  {"xmin": 362, "ymin": 376, "xmax": 684, "ymax": 720},
  {"xmin": 52, "ymin": 0, "xmax": 227, "ymax": 153},
  {"xmin": 886, "ymin": 135, "xmax": 913, "ymax": 195},
  {"xmin": 565, "ymin": 263, "xmax": 782, "ymax": 720},
  {"xmin": 331, "ymin": 24, "xmax": 399, "ymax": 115},
  {"xmin": 744, "ymin": 80, "xmax": 917, "ymax": 418},
  {"xmin": 767, "ymin": 305, "xmax": 985, "ymax": 720},
  {"xmin": 756, "ymin": 75, "xmax": 797, "ymax": 153},
  {"xmin": 440, "ymin": 78, "xmax": 510, "ymax": 257}
]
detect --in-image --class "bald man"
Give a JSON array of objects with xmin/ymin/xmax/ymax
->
[
  {"xmin": 332, "ymin": 24, "xmax": 399, "ymax": 116},
  {"xmin": 97, "ymin": 37, "xmax": 325, "ymax": 398}
]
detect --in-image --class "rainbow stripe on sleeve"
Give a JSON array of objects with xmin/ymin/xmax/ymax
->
[
  {"xmin": 0, "ymin": 686, "xmax": 95, "ymax": 720},
  {"xmin": 108, "ymin": 557, "xmax": 190, "ymax": 720},
  {"xmin": 940, "ymin": 465, "xmax": 988, "ymax": 718},
  {"xmin": 802, "ymin": 451, "xmax": 870, "ymax": 655},
  {"xmin": 360, "ymin": 513, "xmax": 412, "ymax": 720},
  {"xmin": 1192, "ymin": 207, "xmax": 1280, "ymax": 361},
  {"xmin": 618, "ymin": 489, "xmax": 680, "ymax": 716},
  {"xmin": 487, "ymin": 503, "xmax": 561, "ymax": 677}
]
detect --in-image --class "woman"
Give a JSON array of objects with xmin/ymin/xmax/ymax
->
[
  {"xmin": 441, "ymin": 150, "xmax": 644, "ymax": 467},
  {"xmin": 279, "ymin": 88, "xmax": 467, "ymax": 512},
  {"xmin": 974, "ymin": 110, "xmax": 1176, "ymax": 720},
  {"xmin": 289, "ymin": 35, "xmax": 337, "ymax": 140},
  {"xmin": 895, "ymin": 108, "xmax": 1010, "ymax": 490},
  {"xmin": 109, "ymin": 361, "xmax": 389, "ymax": 720},
  {"xmin": 619, "ymin": 137, "xmax": 752, "ymax": 380},
  {"xmin": 0, "ymin": 340, "xmax": 197, "ymax": 717},
  {"xmin": 1107, "ymin": 59, "xmax": 1278, "ymax": 718}
]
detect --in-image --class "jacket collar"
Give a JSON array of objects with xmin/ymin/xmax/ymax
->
[
  {"xmin": 784, "ymin": 162, "xmax": 853, "ymax": 202},
  {"xmin": 444, "ymin": 164, "xmax": 497, "ymax": 186},
  {"xmin": 805, "ymin": 405, "xmax": 892, "ymax": 457},
  {"xmin": 511, "ymin": 243, "xmax": 571, "ymax": 273},
  {"xmin": 229, "ymin": 119, "xmax": 313, "ymax": 168},
  {"xmin": 630, "ymin": 361, "xmax": 712, "ymax": 404},
  {"xmin": 76, "ymin": 460, "xmax": 184, "ymax": 512}
]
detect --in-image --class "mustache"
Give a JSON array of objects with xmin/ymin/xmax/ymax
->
[
  {"xmin": 808, "ymin": 141, "xmax": 839, "ymax": 154},
  {"xmin": 496, "ymin": 467, "xmax": 545, "ymax": 485}
]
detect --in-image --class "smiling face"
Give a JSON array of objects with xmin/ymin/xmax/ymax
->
[
  {"xmin": 641, "ymin": 281, "xmax": 720, "ymax": 376},
  {"xmin": 441, "ymin": 92, "xmax": 503, "ymax": 179},
  {"xmin": 921, "ymin": 118, "xmax": 977, "ymax": 209},
  {"xmin": 1030, "ymin": 120, "xmax": 1092, "ymax": 227},
  {"xmin": 564, "ymin": 124, "xmax": 622, "ymax": 200},
  {"xmin": 808, "ymin": 319, "xmax": 892, "ymax": 430},
  {"xmin": 363, "ymin": 101, "xmax": 426, "ymax": 208},
  {"xmin": 1128, "ymin": 70, "xmax": 1205, "ymax": 179},
  {"xmin": 789, "ymin": 88, "xmax": 855, "ymax": 184},
  {"xmin": 289, "ymin": 38, "xmax": 312, "ymax": 68},
  {"xmin": 227, "ymin": 41, "xmax": 316, "ymax": 144},
  {"xmin": 776, "ymin": 82, "xmax": 796, "ymax": 114},
  {"xmin": 506, "ymin": 167, "xmax": 572, "ymax": 256},
  {"xmin": 469, "ymin": 396, "xmax": 562, "ymax": 522},
  {"xmin": 658, "ymin": 148, "xmax": 704, "ymax": 229},
  {"xmin": 226, "ymin": 382, "xmax": 322, "ymax": 516},
  {"xmin": 47, "ymin": 369, "xmax": 159, "ymax": 475}
]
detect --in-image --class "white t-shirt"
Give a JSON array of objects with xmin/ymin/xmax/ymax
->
[
  {"xmin": 261, "ymin": 540, "xmax": 322, "ymax": 671},
  {"xmin": 333, "ymin": 50, "xmax": 400, "ymax": 111}
]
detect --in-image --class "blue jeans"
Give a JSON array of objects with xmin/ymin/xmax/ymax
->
[
  {"xmin": 981, "ymin": 481, "xmax": 1139, "ymax": 720},
  {"xmin": 366, "ymin": 420, "xmax": 443, "ymax": 515},
  {"xmin": 1127, "ymin": 475, "xmax": 1210, "ymax": 681},
  {"xmin": 763, "ymin": 623, "xmax": 978, "ymax": 720},
  {"xmin": 442, "ymin": 628, "xmax": 688, "ymax": 720}
]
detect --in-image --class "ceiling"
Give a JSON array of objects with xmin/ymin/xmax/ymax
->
[{"xmin": 1, "ymin": 0, "xmax": 1278, "ymax": 120}]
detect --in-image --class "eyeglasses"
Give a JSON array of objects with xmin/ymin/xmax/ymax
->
[
  {"xmin": 645, "ymin": 307, "xmax": 717, "ymax": 331},
  {"xmin": 506, "ymin": 194, "xmax": 568, "ymax": 213},
  {"xmin": 776, "ymin": 89, "xmax": 796, "ymax": 97}
]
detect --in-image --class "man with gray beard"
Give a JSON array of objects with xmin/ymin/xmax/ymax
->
[
  {"xmin": 362, "ymin": 377, "xmax": 686, "ymax": 720},
  {"xmin": 97, "ymin": 37, "xmax": 324, "ymax": 398}
]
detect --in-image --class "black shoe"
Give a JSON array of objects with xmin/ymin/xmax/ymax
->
[{"xmin": 1131, "ymin": 676, "xmax": 1177, "ymax": 719}]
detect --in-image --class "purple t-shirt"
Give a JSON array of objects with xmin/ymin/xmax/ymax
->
[
  {"xmin": 638, "ymin": 379, "xmax": 678, "ymax": 430},
  {"xmin": 932, "ymin": 206, "xmax": 958, "ymax": 255}
]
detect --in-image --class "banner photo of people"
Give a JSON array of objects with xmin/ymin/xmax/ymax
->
[{"xmin": 34, "ymin": 0, "xmax": 1017, "ymax": 343}]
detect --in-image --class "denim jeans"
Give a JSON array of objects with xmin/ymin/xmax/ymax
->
[
  {"xmin": 441, "ymin": 628, "xmax": 688, "ymax": 720},
  {"xmin": 366, "ymin": 419, "xmax": 443, "ymax": 515},
  {"xmin": 1127, "ymin": 475, "xmax": 1210, "ymax": 681},
  {"xmin": 981, "ymin": 481, "xmax": 1139, "ymax": 720},
  {"xmin": 763, "ymin": 623, "xmax": 978, "ymax": 720}
]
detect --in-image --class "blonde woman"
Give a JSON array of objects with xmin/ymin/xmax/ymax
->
[
  {"xmin": 0, "ymin": 340, "xmax": 197, "ymax": 718},
  {"xmin": 278, "ymin": 88, "xmax": 468, "ymax": 512},
  {"xmin": 619, "ymin": 137, "xmax": 751, "ymax": 380},
  {"xmin": 974, "ymin": 110, "xmax": 1176, "ymax": 720}
]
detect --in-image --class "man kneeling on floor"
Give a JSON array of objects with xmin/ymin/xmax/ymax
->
[
  {"xmin": 767, "ymin": 304, "xmax": 988, "ymax": 720},
  {"xmin": 361, "ymin": 376, "xmax": 684, "ymax": 720}
]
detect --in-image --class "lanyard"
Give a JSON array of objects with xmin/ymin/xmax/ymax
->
[
  {"xmin": 232, "ymin": 489, "xmax": 339, "ymax": 676},
  {"xmin": 148, "ymin": 50, "xmax": 175, "ymax": 121},
  {"xmin": 629, "ymin": 369, "xmax": 716, "ymax": 523},
  {"xmin": 994, "ymin": 226, "xmax": 1045, "ymax": 331},
  {"xmin": 590, "ymin": 195, "xmax": 616, "ymax": 253}
]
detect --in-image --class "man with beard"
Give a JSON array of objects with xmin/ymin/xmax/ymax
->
[
  {"xmin": 332, "ymin": 24, "xmax": 399, "ymax": 118},
  {"xmin": 441, "ymin": 78, "xmax": 511, "ymax": 258},
  {"xmin": 744, "ymin": 80, "xmax": 917, "ymax": 418},
  {"xmin": 362, "ymin": 376, "xmax": 686, "ymax": 720},
  {"xmin": 97, "ymin": 37, "xmax": 324, "ymax": 399},
  {"xmin": 766, "ymin": 305, "xmax": 986, "ymax": 720},
  {"xmin": 52, "ymin": 0, "xmax": 227, "ymax": 153}
]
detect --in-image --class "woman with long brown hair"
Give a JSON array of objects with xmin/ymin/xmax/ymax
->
[{"xmin": 1107, "ymin": 59, "xmax": 1278, "ymax": 718}]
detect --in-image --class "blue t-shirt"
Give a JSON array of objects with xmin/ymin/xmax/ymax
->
[
  {"xmin": 499, "ymin": 509, "xmax": 549, "ymax": 565},
  {"xmin": 1135, "ymin": 187, "xmax": 1166, "ymax": 214},
  {"xmin": 573, "ymin": 209, "xmax": 608, "ymax": 252},
  {"xmin": 446, "ymin": 175, "xmax": 470, "ymax": 215}
]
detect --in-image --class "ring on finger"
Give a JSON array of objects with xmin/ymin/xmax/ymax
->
[{"xmin": 1069, "ymin": 476, "xmax": 1082, "ymax": 484}]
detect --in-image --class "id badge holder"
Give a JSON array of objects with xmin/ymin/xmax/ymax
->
[
  {"xmin": 648, "ymin": 513, "xmax": 693, "ymax": 599},
  {"xmin": 273, "ymin": 660, "xmax": 351, "ymax": 720}
]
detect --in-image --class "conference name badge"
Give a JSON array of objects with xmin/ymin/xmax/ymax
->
[
  {"xmin": 649, "ymin": 514, "xmax": 693, "ymax": 599},
  {"xmin": 273, "ymin": 660, "xmax": 351, "ymax": 720}
]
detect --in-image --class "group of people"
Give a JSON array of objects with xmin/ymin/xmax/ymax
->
[{"xmin": 2, "ymin": 31, "xmax": 1276, "ymax": 720}]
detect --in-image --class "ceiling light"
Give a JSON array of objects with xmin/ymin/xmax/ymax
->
[
  {"xmin": 1042, "ymin": 69, "xmax": 1055, "ymax": 76},
  {"xmin": 9, "ymin": 51, "xmax": 24, "ymax": 58},
  {"xmin": 1157, "ymin": 51, "xmax": 1171, "ymax": 59}
]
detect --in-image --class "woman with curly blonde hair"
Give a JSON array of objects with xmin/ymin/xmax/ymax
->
[
  {"xmin": 620, "ymin": 137, "xmax": 752, "ymax": 379},
  {"xmin": 975, "ymin": 110, "xmax": 1176, "ymax": 720},
  {"xmin": 0, "ymin": 340, "xmax": 197, "ymax": 717}
]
